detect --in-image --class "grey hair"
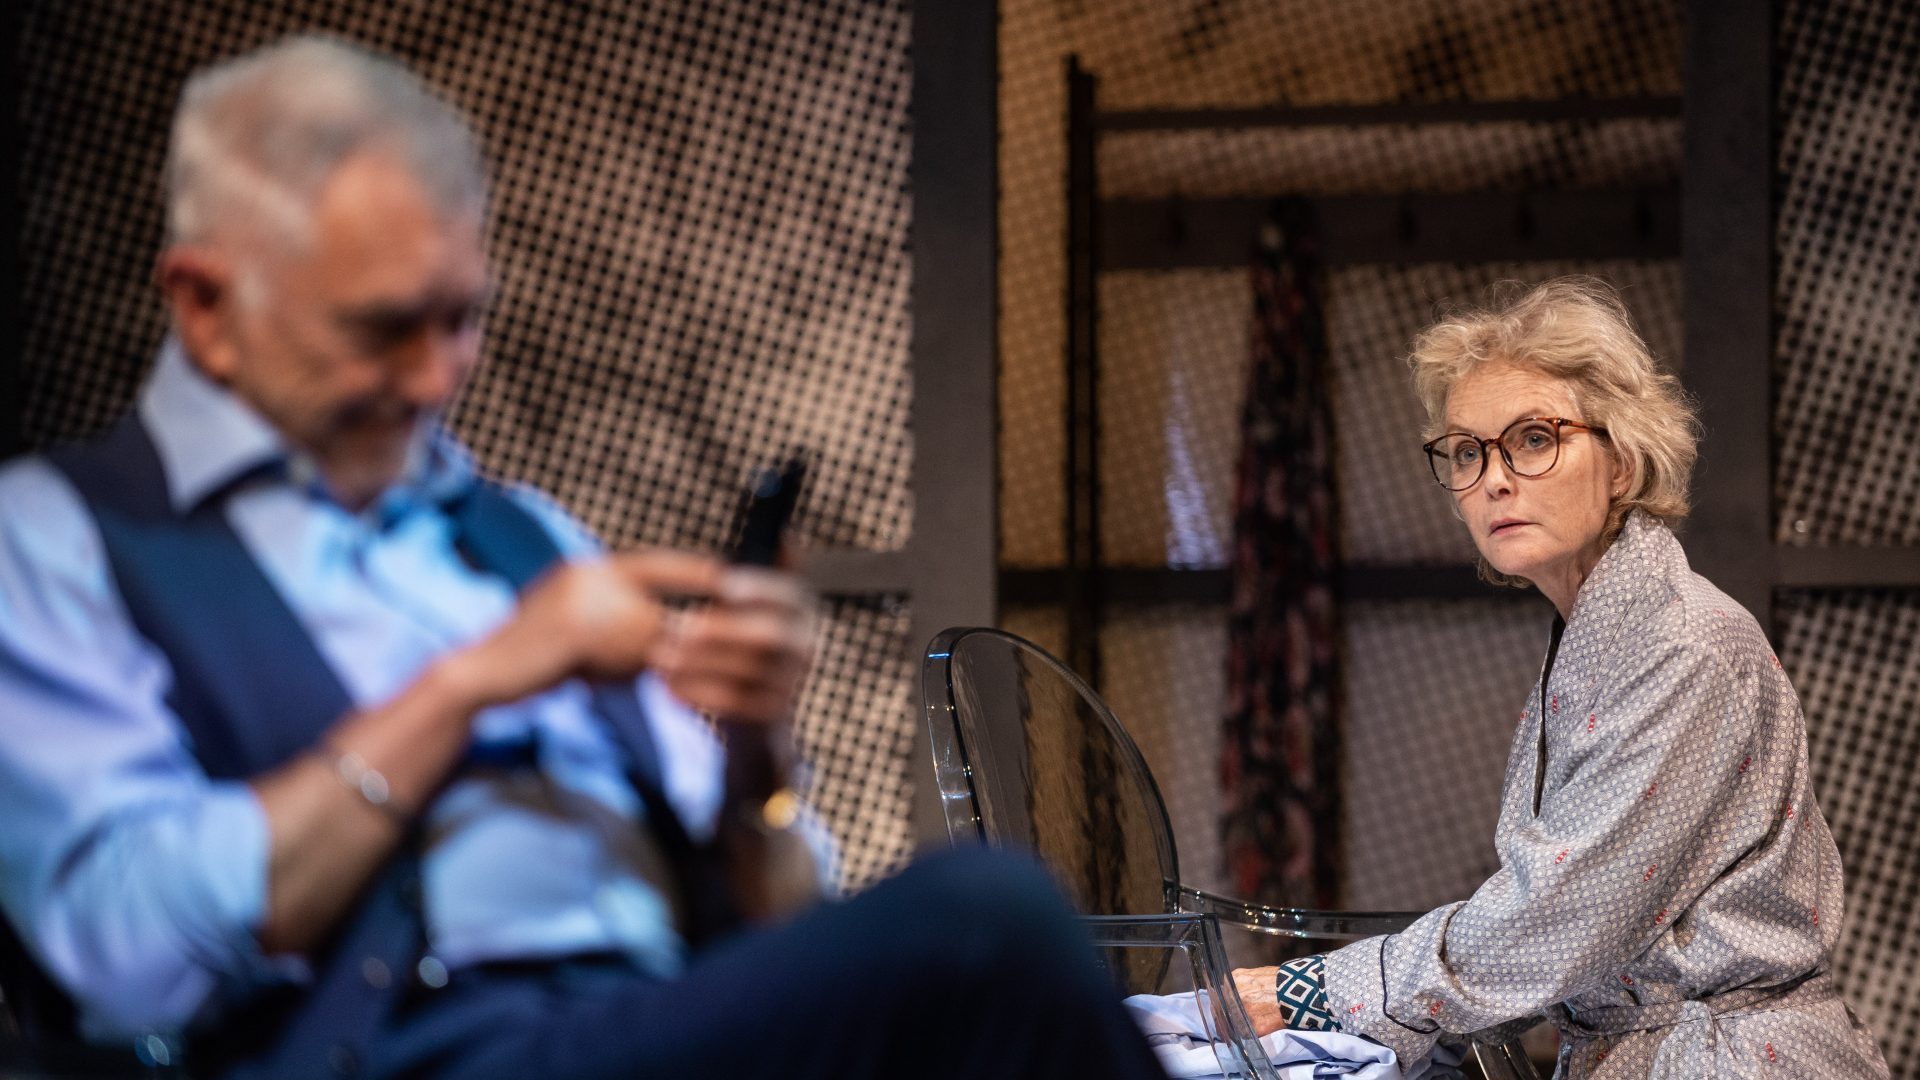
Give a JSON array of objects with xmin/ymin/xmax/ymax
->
[
  {"xmin": 1408, "ymin": 277, "xmax": 1701, "ymax": 588},
  {"xmin": 165, "ymin": 34, "xmax": 488, "ymax": 250}
]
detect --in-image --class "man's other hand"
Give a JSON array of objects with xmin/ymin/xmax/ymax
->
[
  {"xmin": 459, "ymin": 551, "xmax": 722, "ymax": 705},
  {"xmin": 455, "ymin": 552, "xmax": 815, "ymax": 720}
]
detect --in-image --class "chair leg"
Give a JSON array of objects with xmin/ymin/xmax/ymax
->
[{"xmin": 1471, "ymin": 1038, "xmax": 1544, "ymax": 1080}]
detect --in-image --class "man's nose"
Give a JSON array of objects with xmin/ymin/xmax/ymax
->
[{"xmin": 394, "ymin": 328, "xmax": 474, "ymax": 407}]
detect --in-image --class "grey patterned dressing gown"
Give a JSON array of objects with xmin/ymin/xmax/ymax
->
[{"xmin": 1323, "ymin": 513, "xmax": 1889, "ymax": 1078}]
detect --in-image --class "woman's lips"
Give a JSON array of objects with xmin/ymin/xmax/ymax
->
[{"xmin": 1490, "ymin": 520, "xmax": 1531, "ymax": 536}]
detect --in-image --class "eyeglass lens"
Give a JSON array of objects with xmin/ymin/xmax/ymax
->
[{"xmin": 1431, "ymin": 419, "xmax": 1564, "ymax": 490}]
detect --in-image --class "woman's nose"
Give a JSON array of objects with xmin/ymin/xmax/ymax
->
[{"xmin": 1479, "ymin": 450, "xmax": 1517, "ymax": 496}]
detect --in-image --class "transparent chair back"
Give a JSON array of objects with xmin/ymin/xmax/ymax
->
[
  {"xmin": 924, "ymin": 627, "xmax": 1542, "ymax": 1080},
  {"xmin": 928, "ymin": 625, "xmax": 1178, "ymax": 918}
]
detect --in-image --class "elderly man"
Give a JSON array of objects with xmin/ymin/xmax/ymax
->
[{"xmin": 0, "ymin": 35, "xmax": 1166, "ymax": 1080}]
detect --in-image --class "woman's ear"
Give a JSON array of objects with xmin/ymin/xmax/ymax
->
[{"xmin": 1609, "ymin": 447, "xmax": 1635, "ymax": 499}]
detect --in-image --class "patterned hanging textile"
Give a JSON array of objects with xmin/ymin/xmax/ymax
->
[{"xmin": 1220, "ymin": 198, "xmax": 1341, "ymax": 908}]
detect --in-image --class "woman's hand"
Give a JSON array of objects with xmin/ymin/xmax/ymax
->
[
  {"xmin": 1234, "ymin": 954, "xmax": 1336, "ymax": 1037},
  {"xmin": 1233, "ymin": 965, "xmax": 1286, "ymax": 1036}
]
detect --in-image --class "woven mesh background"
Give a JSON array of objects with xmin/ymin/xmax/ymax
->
[
  {"xmin": 1776, "ymin": 590, "xmax": 1920, "ymax": 1076},
  {"xmin": 1001, "ymin": 604, "xmax": 1071, "ymax": 663},
  {"xmin": 1339, "ymin": 598, "xmax": 1549, "ymax": 908},
  {"xmin": 794, "ymin": 597, "xmax": 916, "ymax": 889},
  {"xmin": 1775, "ymin": 0, "xmax": 1920, "ymax": 546},
  {"xmin": 18, "ymin": 0, "xmax": 916, "ymax": 891},
  {"xmin": 1771, "ymin": 7, "xmax": 1920, "ymax": 1063},
  {"xmin": 1100, "ymin": 606, "xmax": 1231, "ymax": 897}
]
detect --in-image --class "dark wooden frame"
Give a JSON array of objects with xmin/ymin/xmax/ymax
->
[
  {"xmin": 1683, "ymin": 0, "xmax": 1778, "ymax": 624},
  {"xmin": 897, "ymin": 0, "xmax": 999, "ymax": 845}
]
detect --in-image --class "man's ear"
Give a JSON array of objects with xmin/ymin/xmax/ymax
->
[{"xmin": 156, "ymin": 246, "xmax": 242, "ymax": 382}]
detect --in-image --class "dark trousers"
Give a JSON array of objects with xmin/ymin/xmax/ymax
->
[{"xmin": 368, "ymin": 848, "xmax": 1169, "ymax": 1080}]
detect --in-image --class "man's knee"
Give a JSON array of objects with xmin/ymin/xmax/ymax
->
[
  {"xmin": 881, "ymin": 847, "xmax": 1105, "ymax": 987},
  {"xmin": 893, "ymin": 848, "xmax": 1074, "ymax": 927}
]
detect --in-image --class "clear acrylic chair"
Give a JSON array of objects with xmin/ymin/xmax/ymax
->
[{"xmin": 922, "ymin": 626, "xmax": 1541, "ymax": 1080}]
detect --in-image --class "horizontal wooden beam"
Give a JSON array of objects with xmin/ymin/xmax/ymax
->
[
  {"xmin": 799, "ymin": 549, "xmax": 913, "ymax": 595},
  {"xmin": 1096, "ymin": 96, "xmax": 1683, "ymax": 133},
  {"xmin": 999, "ymin": 565, "xmax": 1540, "ymax": 606},
  {"xmin": 1776, "ymin": 546, "xmax": 1920, "ymax": 590},
  {"xmin": 1101, "ymin": 187, "xmax": 1681, "ymax": 271},
  {"xmin": 995, "ymin": 547, "xmax": 1920, "ymax": 611},
  {"xmin": 999, "ymin": 567, "xmax": 1230, "ymax": 605}
]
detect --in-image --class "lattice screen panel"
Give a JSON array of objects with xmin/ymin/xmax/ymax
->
[
  {"xmin": 1000, "ymin": 604, "xmax": 1070, "ymax": 665},
  {"xmin": 1776, "ymin": 590, "xmax": 1920, "ymax": 1077},
  {"xmin": 793, "ymin": 597, "xmax": 917, "ymax": 891},
  {"xmin": 18, "ymin": 0, "xmax": 916, "ymax": 890},
  {"xmin": 1097, "ymin": 270, "xmax": 1253, "ymax": 570},
  {"xmin": 1099, "ymin": 606, "xmax": 1232, "ymax": 898},
  {"xmin": 1775, "ymin": 0, "xmax": 1920, "ymax": 546},
  {"xmin": 1771, "ymin": 4, "xmax": 1920, "ymax": 1062},
  {"xmin": 1339, "ymin": 597, "xmax": 1549, "ymax": 909}
]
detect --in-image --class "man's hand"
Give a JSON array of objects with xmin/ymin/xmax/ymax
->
[
  {"xmin": 458, "ymin": 551, "xmax": 815, "ymax": 722},
  {"xmin": 654, "ymin": 567, "xmax": 817, "ymax": 724},
  {"xmin": 671, "ymin": 567, "xmax": 820, "ymax": 922},
  {"xmin": 458, "ymin": 551, "xmax": 727, "ymax": 707}
]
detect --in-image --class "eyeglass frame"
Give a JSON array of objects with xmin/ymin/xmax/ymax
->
[{"xmin": 1421, "ymin": 416, "xmax": 1611, "ymax": 492}]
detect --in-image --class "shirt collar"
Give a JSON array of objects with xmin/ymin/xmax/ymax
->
[
  {"xmin": 1573, "ymin": 510, "xmax": 1668, "ymax": 607},
  {"xmin": 136, "ymin": 338, "xmax": 478, "ymax": 516},
  {"xmin": 1555, "ymin": 510, "xmax": 1677, "ymax": 670}
]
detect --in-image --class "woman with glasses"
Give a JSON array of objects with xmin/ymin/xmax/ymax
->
[{"xmin": 1235, "ymin": 278, "xmax": 1888, "ymax": 1078}]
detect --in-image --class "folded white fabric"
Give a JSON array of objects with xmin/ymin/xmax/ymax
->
[{"xmin": 1122, "ymin": 991, "xmax": 1466, "ymax": 1080}]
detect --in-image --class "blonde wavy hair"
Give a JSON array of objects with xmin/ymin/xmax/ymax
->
[{"xmin": 1408, "ymin": 277, "xmax": 1701, "ymax": 588}]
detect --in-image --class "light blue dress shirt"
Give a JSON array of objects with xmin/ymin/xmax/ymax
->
[{"xmin": 0, "ymin": 342, "xmax": 744, "ymax": 1039}]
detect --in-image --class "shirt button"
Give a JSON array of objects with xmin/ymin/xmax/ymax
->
[
  {"xmin": 361, "ymin": 957, "xmax": 392, "ymax": 990},
  {"xmin": 416, "ymin": 955, "xmax": 450, "ymax": 990},
  {"xmin": 134, "ymin": 1033, "xmax": 176, "ymax": 1067},
  {"xmin": 328, "ymin": 1043, "xmax": 360, "ymax": 1076}
]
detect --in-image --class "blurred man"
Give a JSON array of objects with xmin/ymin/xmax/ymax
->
[{"xmin": 0, "ymin": 35, "xmax": 1166, "ymax": 1080}]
